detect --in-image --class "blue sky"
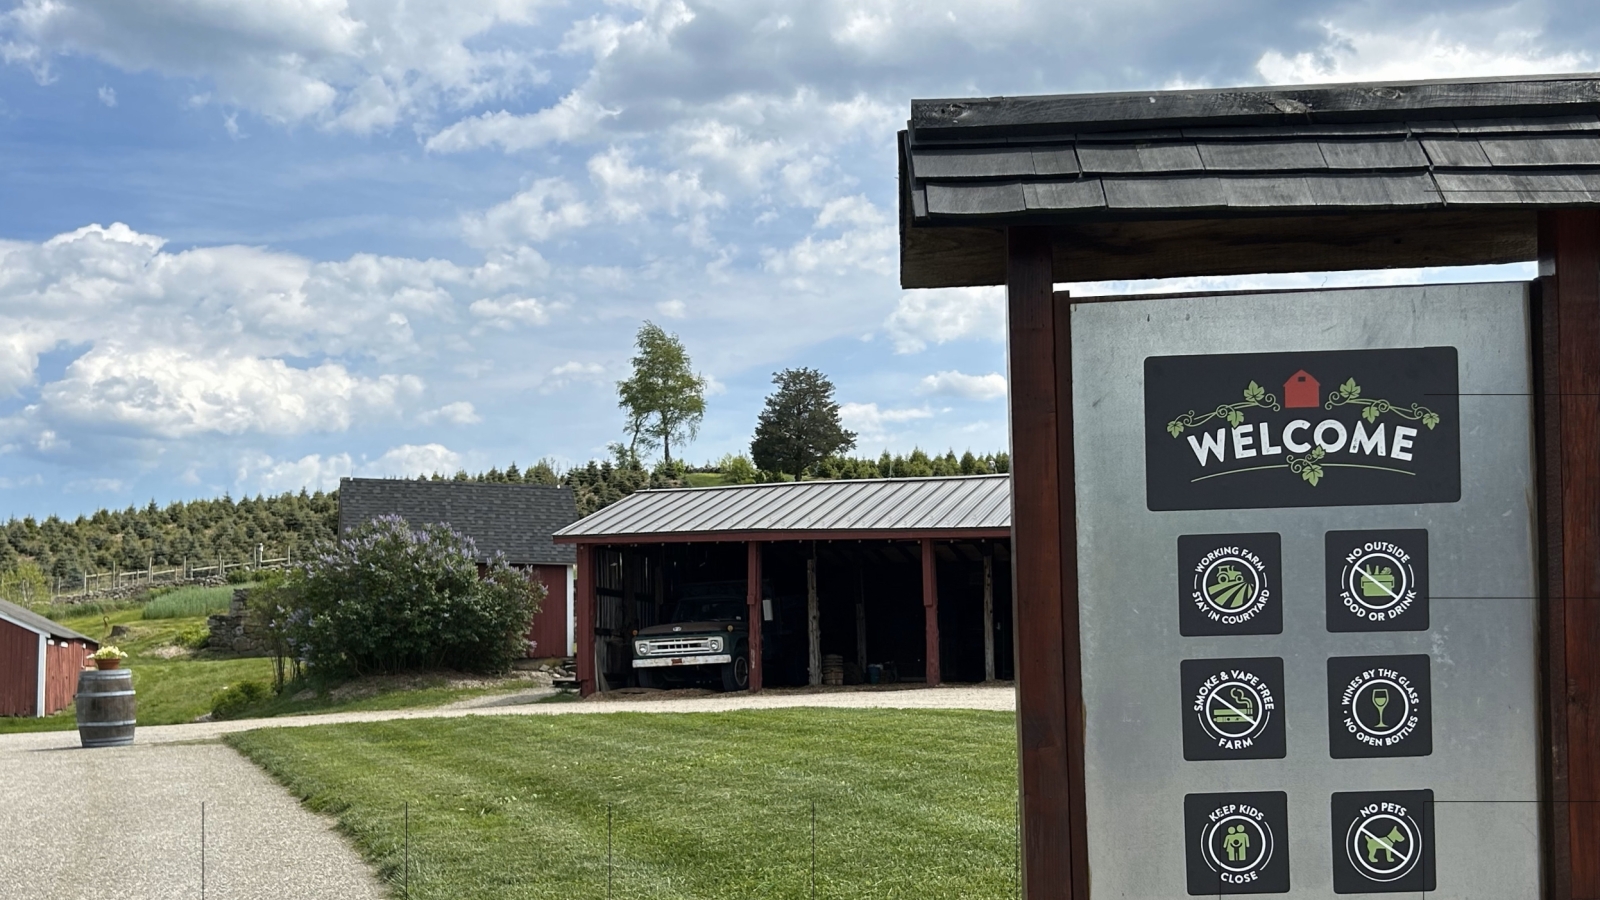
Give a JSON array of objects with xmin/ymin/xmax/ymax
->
[{"xmin": 0, "ymin": 0, "xmax": 1591, "ymax": 518}]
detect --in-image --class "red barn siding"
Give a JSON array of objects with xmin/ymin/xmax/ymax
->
[
  {"xmin": 525, "ymin": 564, "xmax": 570, "ymax": 657},
  {"xmin": 0, "ymin": 619, "xmax": 40, "ymax": 716},
  {"xmin": 44, "ymin": 640, "xmax": 92, "ymax": 715}
]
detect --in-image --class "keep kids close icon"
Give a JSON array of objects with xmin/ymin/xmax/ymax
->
[{"xmin": 1184, "ymin": 791, "xmax": 1291, "ymax": 895}]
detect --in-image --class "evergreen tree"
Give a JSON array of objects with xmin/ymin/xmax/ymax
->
[{"xmin": 750, "ymin": 368, "xmax": 857, "ymax": 479}]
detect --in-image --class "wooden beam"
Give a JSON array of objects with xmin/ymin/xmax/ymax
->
[
  {"xmin": 983, "ymin": 549, "xmax": 996, "ymax": 682},
  {"xmin": 807, "ymin": 552, "xmax": 822, "ymax": 687},
  {"xmin": 1538, "ymin": 209, "xmax": 1600, "ymax": 899},
  {"xmin": 575, "ymin": 544, "xmax": 595, "ymax": 697},
  {"xmin": 746, "ymin": 541, "xmax": 764, "ymax": 693},
  {"xmin": 921, "ymin": 537, "xmax": 940, "ymax": 686},
  {"xmin": 1007, "ymin": 225, "xmax": 1082, "ymax": 899}
]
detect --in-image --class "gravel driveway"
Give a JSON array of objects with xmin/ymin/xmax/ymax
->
[{"xmin": 0, "ymin": 684, "xmax": 1014, "ymax": 898}]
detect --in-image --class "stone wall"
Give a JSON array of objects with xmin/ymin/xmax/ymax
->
[{"xmin": 207, "ymin": 589, "xmax": 274, "ymax": 657}]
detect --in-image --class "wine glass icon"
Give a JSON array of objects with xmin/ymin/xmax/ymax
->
[{"xmin": 1371, "ymin": 687, "xmax": 1391, "ymax": 728}]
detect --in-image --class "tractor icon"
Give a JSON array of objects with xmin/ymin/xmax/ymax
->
[{"xmin": 1206, "ymin": 564, "xmax": 1255, "ymax": 609}]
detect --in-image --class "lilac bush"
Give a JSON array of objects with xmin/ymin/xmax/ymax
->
[{"xmin": 283, "ymin": 515, "xmax": 543, "ymax": 675}]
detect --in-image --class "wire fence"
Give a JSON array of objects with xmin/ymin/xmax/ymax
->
[{"xmin": 0, "ymin": 546, "xmax": 300, "ymax": 603}]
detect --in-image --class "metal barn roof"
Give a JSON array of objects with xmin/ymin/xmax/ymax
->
[
  {"xmin": 900, "ymin": 74, "xmax": 1600, "ymax": 287},
  {"xmin": 0, "ymin": 597, "xmax": 96, "ymax": 643},
  {"xmin": 554, "ymin": 474, "xmax": 1011, "ymax": 542},
  {"xmin": 338, "ymin": 478, "xmax": 578, "ymax": 565}
]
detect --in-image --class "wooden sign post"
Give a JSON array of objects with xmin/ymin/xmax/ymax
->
[{"xmin": 898, "ymin": 75, "xmax": 1600, "ymax": 899}]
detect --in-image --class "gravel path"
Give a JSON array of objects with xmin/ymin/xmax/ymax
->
[
  {"xmin": 0, "ymin": 683, "xmax": 1015, "ymax": 753},
  {"xmin": 0, "ymin": 741, "xmax": 384, "ymax": 900},
  {"xmin": 0, "ymin": 684, "xmax": 1013, "ymax": 897}
]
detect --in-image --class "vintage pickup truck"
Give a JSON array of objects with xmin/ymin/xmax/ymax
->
[{"xmin": 632, "ymin": 583, "xmax": 751, "ymax": 691}]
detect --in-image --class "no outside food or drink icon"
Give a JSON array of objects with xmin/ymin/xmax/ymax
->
[
  {"xmin": 1326, "ymin": 529, "xmax": 1429, "ymax": 632},
  {"xmin": 1184, "ymin": 791, "xmax": 1290, "ymax": 895}
]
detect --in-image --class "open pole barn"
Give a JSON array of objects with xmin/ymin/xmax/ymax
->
[
  {"xmin": 555, "ymin": 474, "xmax": 1014, "ymax": 695},
  {"xmin": 338, "ymin": 478, "xmax": 580, "ymax": 658},
  {"xmin": 0, "ymin": 598, "xmax": 97, "ymax": 717}
]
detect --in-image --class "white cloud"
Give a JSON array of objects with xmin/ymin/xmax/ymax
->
[
  {"xmin": 542, "ymin": 360, "xmax": 607, "ymax": 393},
  {"xmin": 462, "ymin": 179, "xmax": 591, "ymax": 247},
  {"xmin": 883, "ymin": 286, "xmax": 1005, "ymax": 354},
  {"xmin": 364, "ymin": 443, "xmax": 463, "ymax": 478},
  {"xmin": 919, "ymin": 370, "xmax": 1006, "ymax": 400},
  {"xmin": 40, "ymin": 346, "xmax": 422, "ymax": 439},
  {"xmin": 238, "ymin": 443, "xmax": 464, "ymax": 493},
  {"xmin": 840, "ymin": 401, "xmax": 932, "ymax": 442},
  {"xmin": 418, "ymin": 401, "xmax": 482, "ymax": 426},
  {"xmin": 657, "ymin": 299, "xmax": 687, "ymax": 318},
  {"xmin": 2, "ymin": 0, "xmax": 554, "ymax": 133},
  {"xmin": 1256, "ymin": 11, "xmax": 1591, "ymax": 84},
  {"xmin": 469, "ymin": 296, "xmax": 552, "ymax": 328},
  {"xmin": 425, "ymin": 92, "xmax": 619, "ymax": 153},
  {"xmin": 96, "ymin": 85, "xmax": 114, "ymax": 106}
]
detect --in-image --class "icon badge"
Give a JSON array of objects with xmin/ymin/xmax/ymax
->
[
  {"xmin": 1178, "ymin": 533, "xmax": 1283, "ymax": 636},
  {"xmin": 1181, "ymin": 658, "xmax": 1286, "ymax": 760},
  {"xmin": 1184, "ymin": 791, "xmax": 1291, "ymax": 894},
  {"xmin": 1327, "ymin": 655, "xmax": 1432, "ymax": 758},
  {"xmin": 1331, "ymin": 790, "xmax": 1435, "ymax": 893},
  {"xmin": 1326, "ymin": 529, "xmax": 1429, "ymax": 632}
]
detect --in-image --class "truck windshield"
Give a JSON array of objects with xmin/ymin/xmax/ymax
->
[{"xmin": 671, "ymin": 598, "xmax": 744, "ymax": 622}]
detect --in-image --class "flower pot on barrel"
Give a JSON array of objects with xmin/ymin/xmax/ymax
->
[{"xmin": 77, "ymin": 646, "xmax": 135, "ymax": 748}]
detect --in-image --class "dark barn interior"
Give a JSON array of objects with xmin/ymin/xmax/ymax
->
[{"xmin": 587, "ymin": 538, "xmax": 1012, "ymax": 691}]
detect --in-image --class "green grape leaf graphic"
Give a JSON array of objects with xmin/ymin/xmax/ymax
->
[
  {"xmin": 1167, "ymin": 421, "xmax": 1184, "ymax": 437},
  {"xmin": 1422, "ymin": 411, "xmax": 1440, "ymax": 430},
  {"xmin": 1302, "ymin": 463, "xmax": 1323, "ymax": 486},
  {"xmin": 1225, "ymin": 408, "xmax": 1245, "ymax": 428},
  {"xmin": 1243, "ymin": 381, "xmax": 1266, "ymax": 403},
  {"xmin": 1339, "ymin": 377, "xmax": 1361, "ymax": 400}
]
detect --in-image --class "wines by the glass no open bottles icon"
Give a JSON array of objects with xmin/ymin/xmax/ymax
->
[{"xmin": 1207, "ymin": 564, "xmax": 1255, "ymax": 609}]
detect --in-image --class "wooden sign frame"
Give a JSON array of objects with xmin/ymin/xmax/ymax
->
[{"xmin": 1005, "ymin": 211, "xmax": 1600, "ymax": 900}]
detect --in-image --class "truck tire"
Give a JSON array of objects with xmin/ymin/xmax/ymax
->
[{"xmin": 720, "ymin": 654, "xmax": 751, "ymax": 692}]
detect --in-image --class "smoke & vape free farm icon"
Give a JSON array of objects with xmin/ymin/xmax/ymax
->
[
  {"xmin": 1180, "ymin": 657, "xmax": 1285, "ymax": 760},
  {"xmin": 1184, "ymin": 791, "xmax": 1290, "ymax": 895},
  {"xmin": 1178, "ymin": 533, "xmax": 1282, "ymax": 636},
  {"xmin": 1330, "ymin": 790, "xmax": 1435, "ymax": 893},
  {"xmin": 1325, "ymin": 529, "xmax": 1429, "ymax": 632},
  {"xmin": 1326, "ymin": 655, "xmax": 1432, "ymax": 759}
]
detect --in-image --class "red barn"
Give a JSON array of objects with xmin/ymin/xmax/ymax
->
[
  {"xmin": 1284, "ymin": 370, "xmax": 1320, "ymax": 408},
  {"xmin": 0, "ymin": 598, "xmax": 97, "ymax": 717},
  {"xmin": 338, "ymin": 478, "xmax": 580, "ymax": 659}
]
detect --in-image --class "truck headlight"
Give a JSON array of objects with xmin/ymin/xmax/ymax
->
[
  {"xmin": 635, "ymin": 641, "xmax": 649, "ymax": 655},
  {"xmin": 708, "ymin": 637, "xmax": 724, "ymax": 653}
]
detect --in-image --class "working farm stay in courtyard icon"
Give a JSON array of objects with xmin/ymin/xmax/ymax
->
[{"xmin": 1284, "ymin": 370, "xmax": 1320, "ymax": 408}]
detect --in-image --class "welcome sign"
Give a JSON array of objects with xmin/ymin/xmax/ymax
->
[{"xmin": 1144, "ymin": 348, "xmax": 1461, "ymax": 511}]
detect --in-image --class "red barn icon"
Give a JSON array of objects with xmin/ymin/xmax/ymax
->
[{"xmin": 1284, "ymin": 370, "xmax": 1320, "ymax": 408}]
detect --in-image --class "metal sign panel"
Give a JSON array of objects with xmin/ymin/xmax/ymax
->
[{"xmin": 1071, "ymin": 283, "xmax": 1540, "ymax": 898}]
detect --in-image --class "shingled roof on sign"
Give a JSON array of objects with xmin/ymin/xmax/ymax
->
[
  {"xmin": 338, "ymin": 478, "xmax": 577, "ymax": 566},
  {"xmin": 899, "ymin": 74, "xmax": 1600, "ymax": 289}
]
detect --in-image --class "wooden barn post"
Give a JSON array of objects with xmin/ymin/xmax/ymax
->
[
  {"xmin": 575, "ymin": 543, "xmax": 595, "ymax": 696},
  {"xmin": 921, "ymin": 537, "xmax": 940, "ymax": 685},
  {"xmin": 746, "ymin": 541, "xmax": 764, "ymax": 692},
  {"xmin": 1006, "ymin": 225, "xmax": 1087, "ymax": 899},
  {"xmin": 1537, "ymin": 209, "xmax": 1600, "ymax": 899}
]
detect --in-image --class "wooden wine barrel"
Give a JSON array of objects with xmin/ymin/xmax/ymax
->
[{"xmin": 76, "ymin": 668, "xmax": 135, "ymax": 748}]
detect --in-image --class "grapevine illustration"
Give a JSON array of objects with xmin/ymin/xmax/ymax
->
[
  {"xmin": 1324, "ymin": 377, "xmax": 1441, "ymax": 430},
  {"xmin": 1165, "ymin": 381, "xmax": 1280, "ymax": 437}
]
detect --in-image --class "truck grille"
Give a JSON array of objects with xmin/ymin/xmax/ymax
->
[{"xmin": 641, "ymin": 638, "xmax": 718, "ymax": 655}]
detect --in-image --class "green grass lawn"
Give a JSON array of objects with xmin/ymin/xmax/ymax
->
[{"xmin": 227, "ymin": 709, "xmax": 1019, "ymax": 900}]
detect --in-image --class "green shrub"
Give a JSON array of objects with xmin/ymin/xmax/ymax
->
[
  {"xmin": 285, "ymin": 516, "xmax": 543, "ymax": 676},
  {"xmin": 211, "ymin": 680, "xmax": 271, "ymax": 719},
  {"xmin": 142, "ymin": 584, "xmax": 240, "ymax": 619},
  {"xmin": 175, "ymin": 624, "xmax": 210, "ymax": 650},
  {"xmin": 226, "ymin": 568, "xmax": 257, "ymax": 584}
]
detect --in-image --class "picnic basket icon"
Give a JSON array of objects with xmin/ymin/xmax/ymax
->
[{"xmin": 1359, "ymin": 564, "xmax": 1397, "ymax": 597}]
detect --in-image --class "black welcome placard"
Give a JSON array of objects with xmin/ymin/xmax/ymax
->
[{"xmin": 1145, "ymin": 347, "xmax": 1460, "ymax": 510}]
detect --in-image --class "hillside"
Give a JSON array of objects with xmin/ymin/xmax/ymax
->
[{"xmin": 0, "ymin": 449, "xmax": 1008, "ymax": 587}]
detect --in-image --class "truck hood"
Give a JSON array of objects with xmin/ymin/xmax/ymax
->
[{"xmin": 638, "ymin": 620, "xmax": 740, "ymax": 637}]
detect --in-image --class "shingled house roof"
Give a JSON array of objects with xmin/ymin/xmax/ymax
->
[
  {"xmin": 338, "ymin": 478, "xmax": 578, "ymax": 566},
  {"xmin": 0, "ymin": 597, "xmax": 96, "ymax": 644},
  {"xmin": 900, "ymin": 74, "xmax": 1600, "ymax": 287}
]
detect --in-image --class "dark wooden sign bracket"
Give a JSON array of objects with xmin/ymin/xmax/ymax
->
[{"xmin": 899, "ymin": 74, "xmax": 1600, "ymax": 899}]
